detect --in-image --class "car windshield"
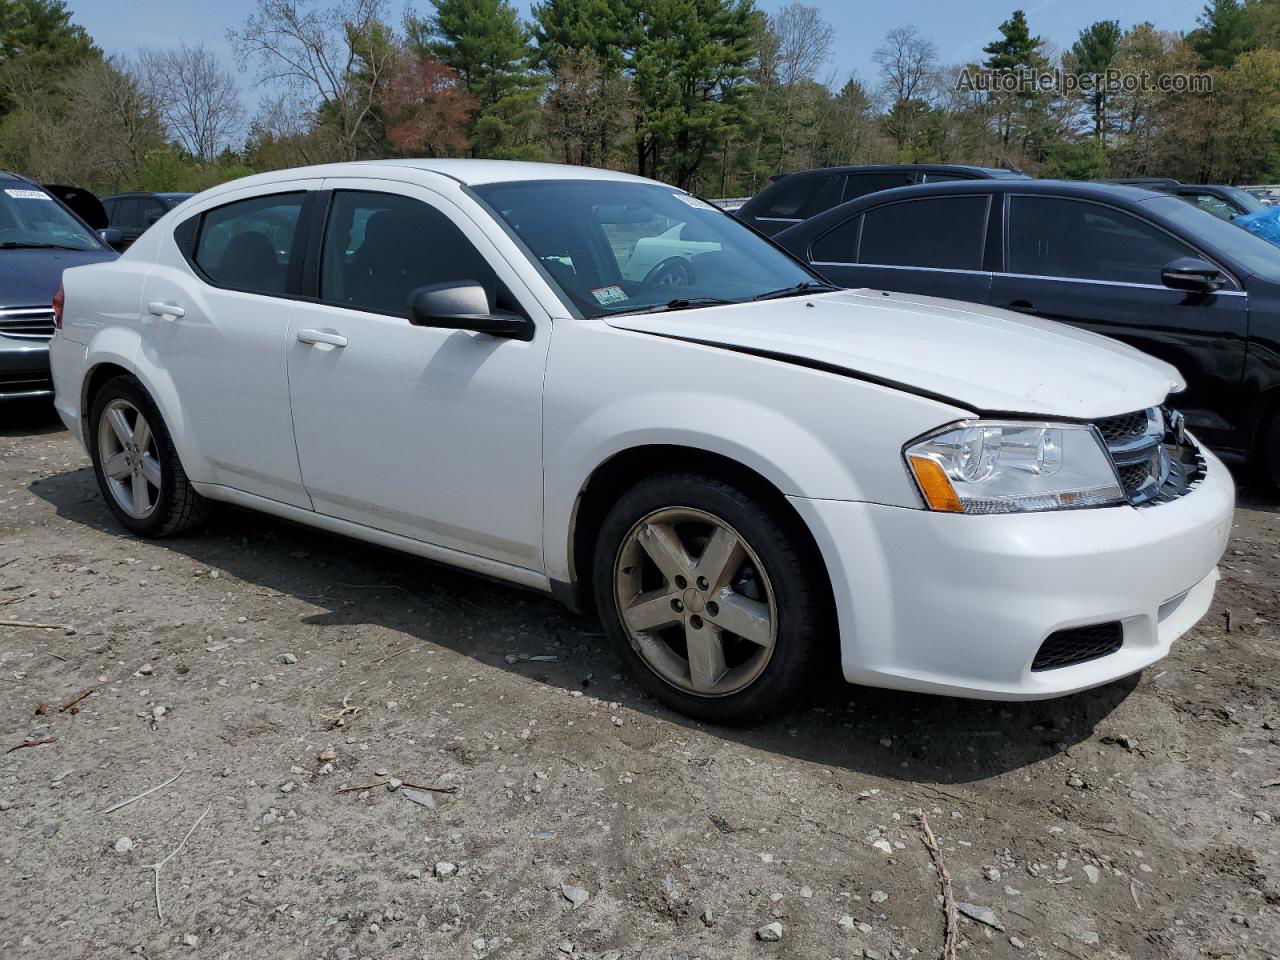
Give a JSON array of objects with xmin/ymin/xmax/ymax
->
[
  {"xmin": 0, "ymin": 183, "xmax": 101, "ymax": 250},
  {"xmin": 1143, "ymin": 195, "xmax": 1280, "ymax": 282},
  {"xmin": 471, "ymin": 180, "xmax": 822, "ymax": 317}
]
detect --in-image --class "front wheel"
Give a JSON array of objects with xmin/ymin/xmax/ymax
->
[
  {"xmin": 592, "ymin": 472, "xmax": 828, "ymax": 724},
  {"xmin": 88, "ymin": 376, "xmax": 209, "ymax": 537}
]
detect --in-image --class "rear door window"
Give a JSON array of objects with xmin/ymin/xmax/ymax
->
[
  {"xmin": 137, "ymin": 196, "xmax": 167, "ymax": 228},
  {"xmin": 842, "ymin": 171, "xmax": 916, "ymax": 202},
  {"xmin": 856, "ymin": 196, "xmax": 990, "ymax": 270},
  {"xmin": 191, "ymin": 192, "xmax": 305, "ymax": 295},
  {"xmin": 1008, "ymin": 196, "xmax": 1196, "ymax": 285},
  {"xmin": 113, "ymin": 197, "xmax": 139, "ymax": 229}
]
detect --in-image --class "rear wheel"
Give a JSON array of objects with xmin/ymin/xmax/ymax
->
[
  {"xmin": 592, "ymin": 472, "xmax": 827, "ymax": 724},
  {"xmin": 88, "ymin": 376, "xmax": 208, "ymax": 537}
]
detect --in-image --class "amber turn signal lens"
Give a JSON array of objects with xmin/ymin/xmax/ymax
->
[{"xmin": 908, "ymin": 455, "xmax": 964, "ymax": 513}]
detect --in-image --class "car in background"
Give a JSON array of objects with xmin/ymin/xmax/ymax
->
[
  {"xmin": 774, "ymin": 178, "xmax": 1280, "ymax": 485},
  {"xmin": 735, "ymin": 163, "xmax": 1030, "ymax": 237},
  {"xmin": 1105, "ymin": 178, "xmax": 1268, "ymax": 222},
  {"xmin": 49, "ymin": 160, "xmax": 1232, "ymax": 723},
  {"xmin": 102, "ymin": 192, "xmax": 193, "ymax": 250},
  {"xmin": 0, "ymin": 171, "xmax": 116, "ymax": 400}
]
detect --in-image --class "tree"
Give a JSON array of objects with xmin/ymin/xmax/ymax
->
[
  {"xmin": 531, "ymin": 0, "xmax": 629, "ymax": 71},
  {"xmin": 1190, "ymin": 0, "xmax": 1256, "ymax": 69},
  {"xmin": 1070, "ymin": 20, "xmax": 1122, "ymax": 140},
  {"xmin": 982, "ymin": 9, "xmax": 1052, "ymax": 159},
  {"xmin": 141, "ymin": 44, "xmax": 243, "ymax": 162},
  {"xmin": 629, "ymin": 0, "xmax": 761, "ymax": 189},
  {"xmin": 543, "ymin": 47, "xmax": 631, "ymax": 165},
  {"xmin": 873, "ymin": 25, "xmax": 937, "ymax": 105},
  {"xmin": 766, "ymin": 3, "xmax": 833, "ymax": 173},
  {"xmin": 229, "ymin": 0, "xmax": 398, "ymax": 161},
  {"xmin": 0, "ymin": 0, "xmax": 98, "ymax": 114},
  {"xmin": 382, "ymin": 52, "xmax": 477, "ymax": 155}
]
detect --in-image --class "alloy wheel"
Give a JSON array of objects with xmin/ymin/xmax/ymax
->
[
  {"xmin": 612, "ymin": 507, "xmax": 777, "ymax": 697},
  {"xmin": 97, "ymin": 398, "xmax": 162, "ymax": 520}
]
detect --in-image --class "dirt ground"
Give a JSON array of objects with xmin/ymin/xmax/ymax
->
[{"xmin": 0, "ymin": 401, "xmax": 1277, "ymax": 960}]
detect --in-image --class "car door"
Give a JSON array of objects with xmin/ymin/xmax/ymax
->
[
  {"xmin": 138, "ymin": 185, "xmax": 318, "ymax": 507},
  {"xmin": 807, "ymin": 194, "xmax": 994, "ymax": 304},
  {"xmin": 112, "ymin": 196, "xmax": 142, "ymax": 248},
  {"xmin": 990, "ymin": 194, "xmax": 1248, "ymax": 441},
  {"xmin": 285, "ymin": 179, "xmax": 551, "ymax": 571}
]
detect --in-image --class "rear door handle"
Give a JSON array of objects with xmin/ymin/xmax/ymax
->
[
  {"xmin": 147, "ymin": 301, "xmax": 185, "ymax": 320},
  {"xmin": 296, "ymin": 329, "xmax": 348, "ymax": 348}
]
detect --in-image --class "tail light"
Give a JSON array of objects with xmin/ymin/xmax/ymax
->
[{"xmin": 52, "ymin": 283, "xmax": 64, "ymax": 330}]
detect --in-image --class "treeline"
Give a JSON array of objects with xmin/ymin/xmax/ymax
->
[{"xmin": 2, "ymin": 0, "xmax": 1279, "ymax": 198}]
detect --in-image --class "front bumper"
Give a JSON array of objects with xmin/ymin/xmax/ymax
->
[
  {"xmin": 0, "ymin": 336, "xmax": 52, "ymax": 399},
  {"xmin": 789, "ymin": 446, "xmax": 1234, "ymax": 700}
]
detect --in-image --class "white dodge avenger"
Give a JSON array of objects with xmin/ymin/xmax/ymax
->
[{"xmin": 48, "ymin": 160, "xmax": 1234, "ymax": 723}]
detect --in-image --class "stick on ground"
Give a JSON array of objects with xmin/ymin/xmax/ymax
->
[
  {"xmin": 916, "ymin": 809, "xmax": 958, "ymax": 960},
  {"xmin": 102, "ymin": 766, "xmax": 186, "ymax": 815},
  {"xmin": 148, "ymin": 805, "xmax": 210, "ymax": 923},
  {"xmin": 59, "ymin": 687, "xmax": 94, "ymax": 712},
  {"xmin": 0, "ymin": 619, "xmax": 66, "ymax": 630},
  {"xmin": 4, "ymin": 735, "xmax": 56, "ymax": 754}
]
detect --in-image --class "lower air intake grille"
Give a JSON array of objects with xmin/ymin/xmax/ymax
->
[
  {"xmin": 1031, "ymin": 622, "xmax": 1123, "ymax": 671},
  {"xmin": 0, "ymin": 307, "xmax": 56, "ymax": 339}
]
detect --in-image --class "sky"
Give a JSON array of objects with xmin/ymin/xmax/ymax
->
[{"xmin": 68, "ymin": 0, "xmax": 1210, "ymax": 108}]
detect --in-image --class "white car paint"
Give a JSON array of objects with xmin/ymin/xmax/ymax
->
[{"xmin": 50, "ymin": 159, "xmax": 1234, "ymax": 702}]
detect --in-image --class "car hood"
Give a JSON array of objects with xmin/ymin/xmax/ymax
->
[
  {"xmin": 604, "ymin": 289, "xmax": 1184, "ymax": 419},
  {"xmin": 0, "ymin": 248, "xmax": 116, "ymax": 307}
]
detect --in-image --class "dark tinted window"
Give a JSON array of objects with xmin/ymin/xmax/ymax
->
[
  {"xmin": 842, "ymin": 171, "xmax": 916, "ymax": 202},
  {"xmin": 101, "ymin": 197, "xmax": 117, "ymax": 220},
  {"xmin": 320, "ymin": 191, "xmax": 498, "ymax": 316},
  {"xmin": 113, "ymin": 196, "xmax": 139, "ymax": 228},
  {"xmin": 192, "ymin": 192, "xmax": 304, "ymax": 295},
  {"xmin": 756, "ymin": 175, "xmax": 835, "ymax": 219},
  {"xmin": 858, "ymin": 196, "xmax": 989, "ymax": 270},
  {"xmin": 1008, "ymin": 196, "xmax": 1195, "ymax": 284},
  {"xmin": 811, "ymin": 216, "xmax": 862, "ymax": 263},
  {"xmin": 137, "ymin": 196, "xmax": 166, "ymax": 227}
]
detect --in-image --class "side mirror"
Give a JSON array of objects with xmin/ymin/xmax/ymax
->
[
  {"xmin": 408, "ymin": 282, "xmax": 533, "ymax": 341},
  {"xmin": 98, "ymin": 227, "xmax": 125, "ymax": 251},
  {"xmin": 1161, "ymin": 256, "xmax": 1225, "ymax": 293}
]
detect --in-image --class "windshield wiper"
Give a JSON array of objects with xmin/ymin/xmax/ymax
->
[
  {"xmin": 610, "ymin": 296, "xmax": 738, "ymax": 316},
  {"xmin": 752, "ymin": 281, "xmax": 839, "ymax": 301},
  {"xmin": 0, "ymin": 241, "xmax": 88, "ymax": 251}
]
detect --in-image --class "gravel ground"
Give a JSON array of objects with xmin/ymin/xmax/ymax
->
[{"xmin": 0, "ymin": 401, "xmax": 1278, "ymax": 960}]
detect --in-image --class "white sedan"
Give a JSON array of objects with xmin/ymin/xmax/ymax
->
[{"xmin": 49, "ymin": 160, "xmax": 1234, "ymax": 723}]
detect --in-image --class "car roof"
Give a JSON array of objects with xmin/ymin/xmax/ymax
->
[
  {"xmin": 185, "ymin": 160, "xmax": 656, "ymax": 200},
  {"xmin": 103, "ymin": 191, "xmax": 195, "ymax": 199},
  {"xmin": 774, "ymin": 178, "xmax": 1174, "ymax": 241},
  {"xmin": 775, "ymin": 163, "xmax": 1028, "ymax": 180}
]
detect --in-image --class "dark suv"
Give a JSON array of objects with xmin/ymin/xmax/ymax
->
[
  {"xmin": 735, "ymin": 163, "xmax": 1029, "ymax": 236},
  {"xmin": 103, "ymin": 192, "xmax": 193, "ymax": 249},
  {"xmin": 0, "ymin": 172, "xmax": 116, "ymax": 400}
]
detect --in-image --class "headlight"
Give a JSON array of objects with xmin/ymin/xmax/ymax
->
[{"xmin": 905, "ymin": 421, "xmax": 1125, "ymax": 514}]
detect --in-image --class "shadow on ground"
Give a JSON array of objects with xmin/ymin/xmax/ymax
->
[{"xmin": 28, "ymin": 462, "xmax": 1148, "ymax": 789}]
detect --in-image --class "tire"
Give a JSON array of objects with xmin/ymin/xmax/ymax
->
[
  {"xmin": 1266, "ymin": 413, "xmax": 1280, "ymax": 493},
  {"xmin": 592, "ymin": 472, "xmax": 828, "ymax": 724},
  {"xmin": 88, "ymin": 375, "xmax": 209, "ymax": 537}
]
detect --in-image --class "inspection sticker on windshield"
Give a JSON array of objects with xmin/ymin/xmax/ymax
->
[
  {"xmin": 591, "ymin": 285, "xmax": 630, "ymax": 306},
  {"xmin": 4, "ymin": 188, "xmax": 50, "ymax": 200},
  {"xmin": 672, "ymin": 193, "xmax": 716, "ymax": 211}
]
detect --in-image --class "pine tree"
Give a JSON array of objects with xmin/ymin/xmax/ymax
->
[
  {"xmin": 531, "ymin": 0, "xmax": 630, "ymax": 72},
  {"xmin": 1071, "ymin": 20, "xmax": 1122, "ymax": 140},
  {"xmin": 1190, "ymin": 0, "xmax": 1257, "ymax": 69}
]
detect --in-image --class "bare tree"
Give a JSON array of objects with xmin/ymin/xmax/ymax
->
[
  {"xmin": 543, "ymin": 48, "xmax": 632, "ymax": 167},
  {"xmin": 874, "ymin": 25, "xmax": 938, "ymax": 105},
  {"xmin": 229, "ymin": 0, "xmax": 397, "ymax": 161},
  {"xmin": 142, "ymin": 44, "xmax": 243, "ymax": 162}
]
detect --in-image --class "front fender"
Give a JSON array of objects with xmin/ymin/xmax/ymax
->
[{"xmin": 542, "ymin": 321, "xmax": 971, "ymax": 584}]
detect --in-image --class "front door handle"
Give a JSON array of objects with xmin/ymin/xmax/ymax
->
[
  {"xmin": 147, "ymin": 301, "xmax": 185, "ymax": 320},
  {"xmin": 296, "ymin": 329, "xmax": 348, "ymax": 348}
]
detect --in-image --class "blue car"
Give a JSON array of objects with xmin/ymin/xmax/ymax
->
[{"xmin": 0, "ymin": 172, "xmax": 116, "ymax": 401}]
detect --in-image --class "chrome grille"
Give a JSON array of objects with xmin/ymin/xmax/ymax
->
[
  {"xmin": 0, "ymin": 306, "xmax": 55, "ymax": 340},
  {"xmin": 1093, "ymin": 406, "xmax": 1201, "ymax": 506}
]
